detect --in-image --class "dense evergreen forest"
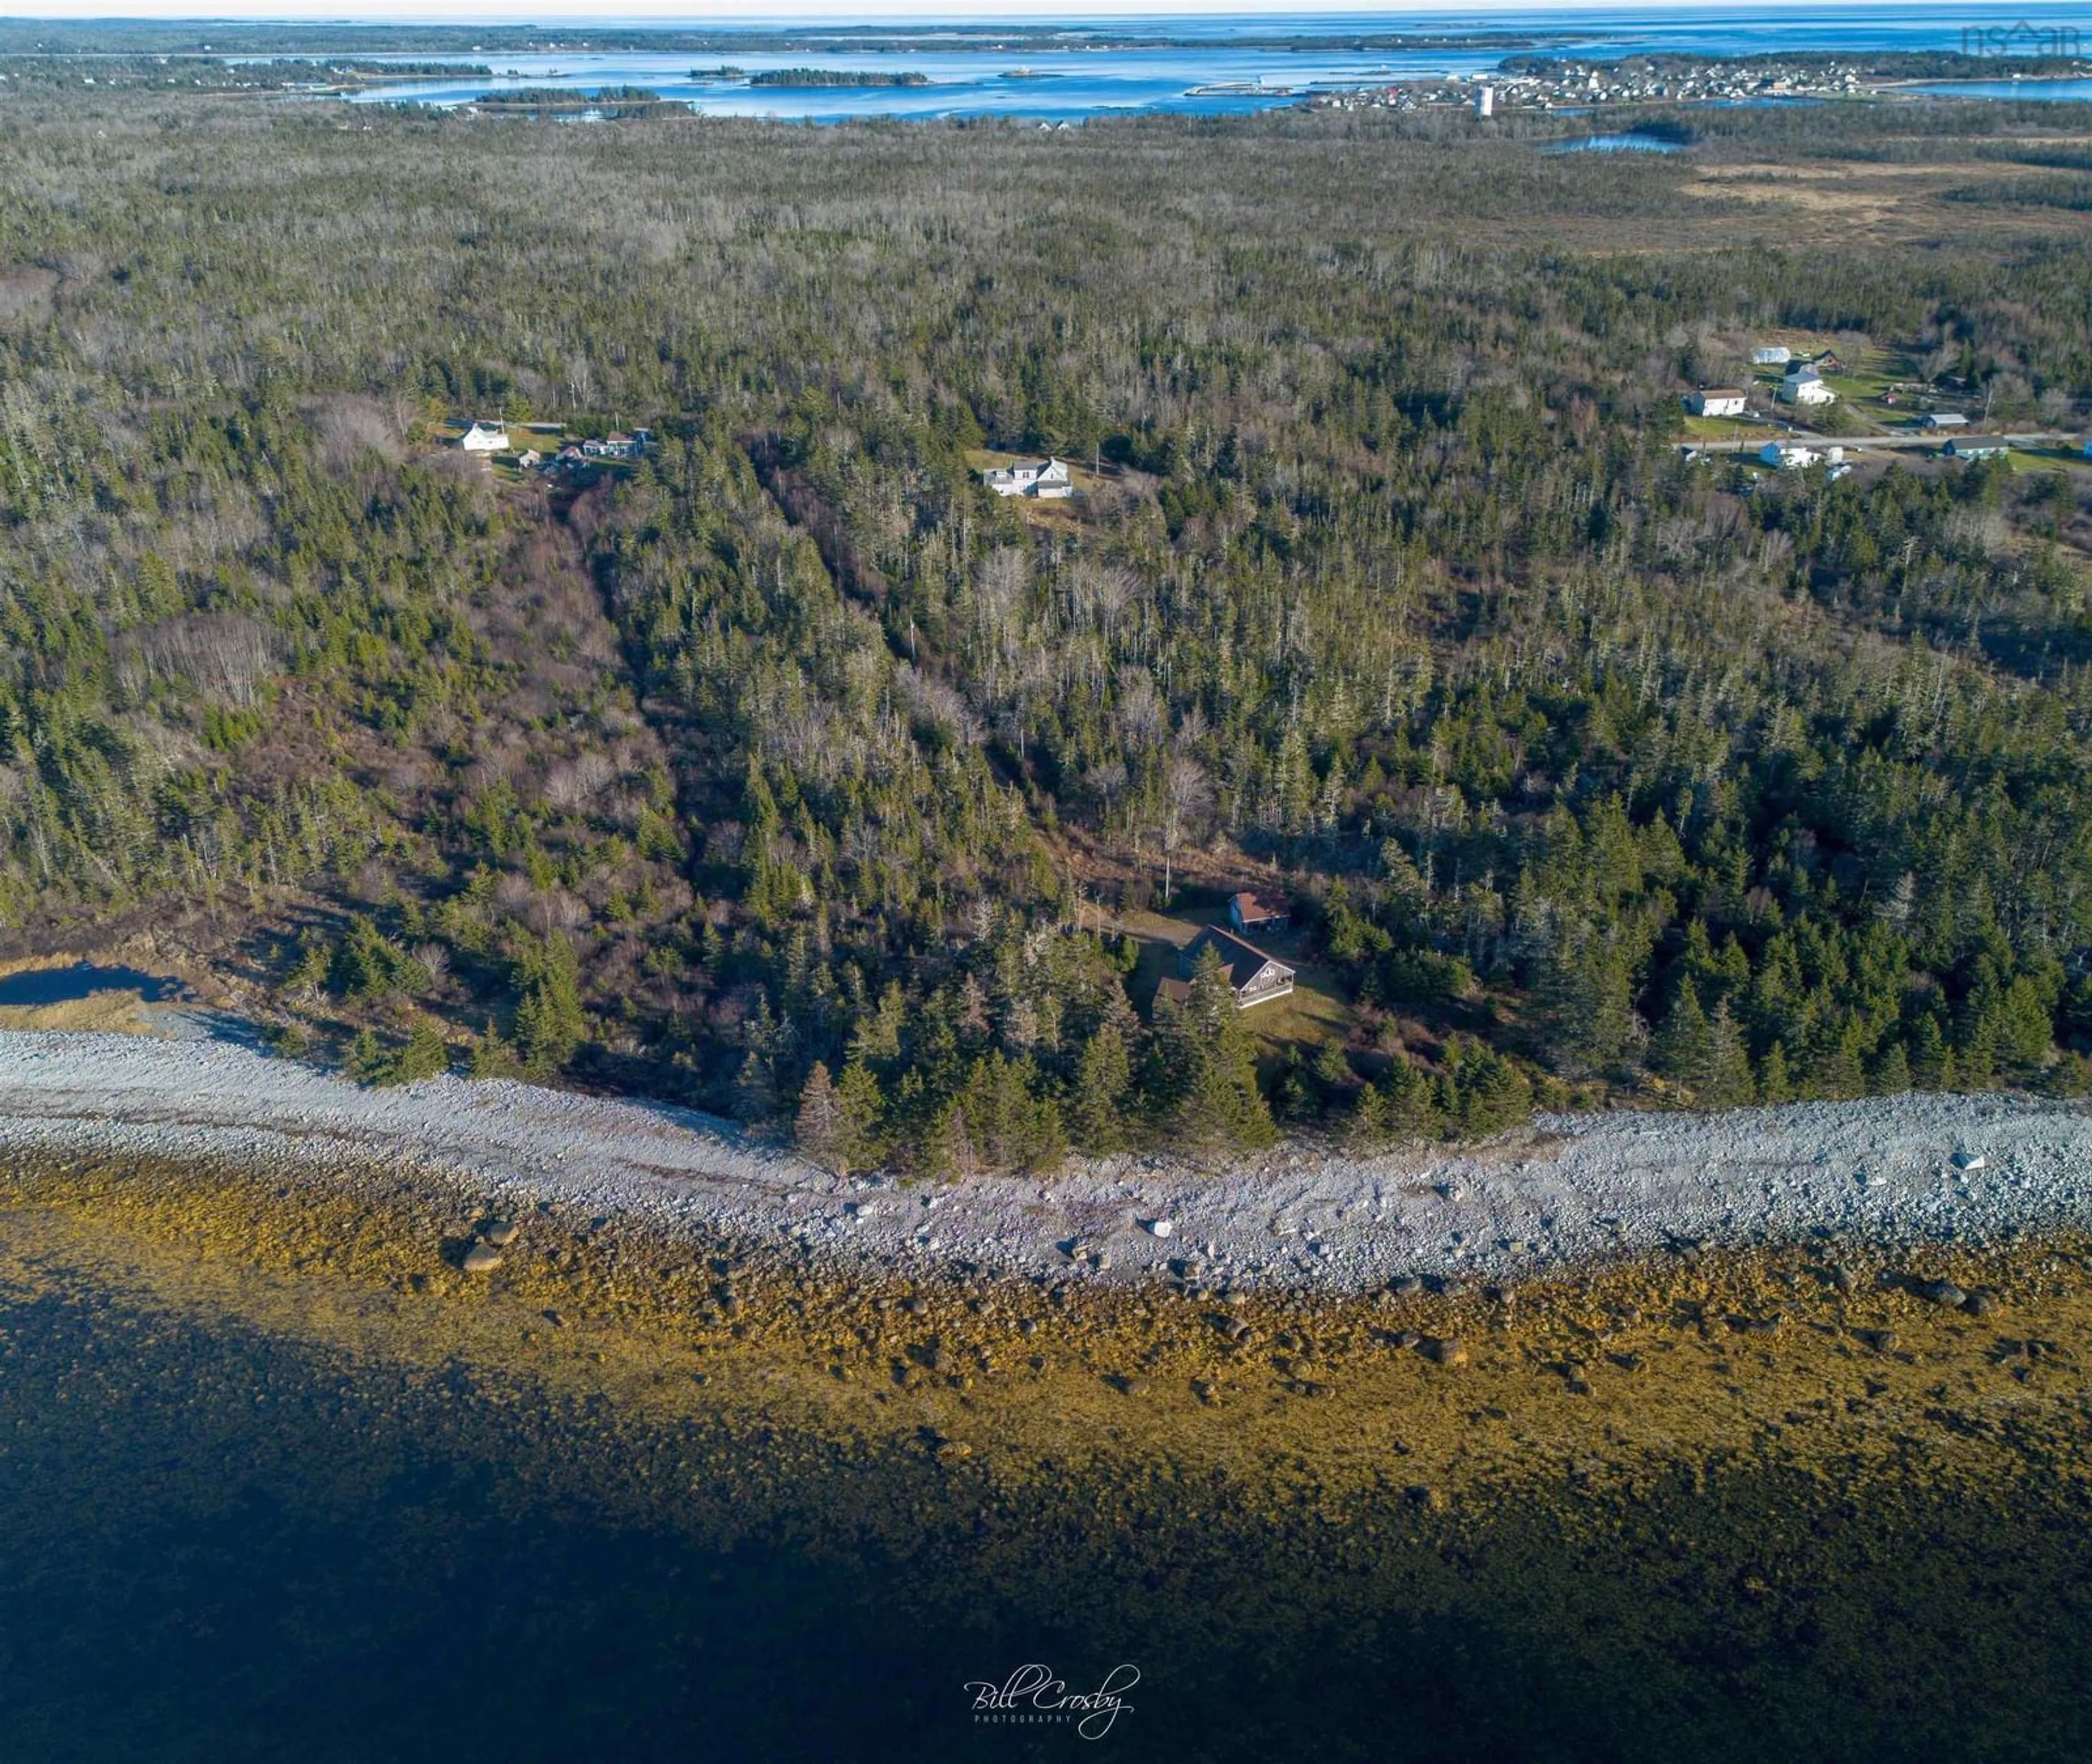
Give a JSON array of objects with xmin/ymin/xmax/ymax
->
[{"xmin": 2, "ymin": 86, "xmax": 2090, "ymax": 1172}]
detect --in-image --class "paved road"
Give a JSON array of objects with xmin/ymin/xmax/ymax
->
[{"xmin": 1677, "ymin": 429, "xmax": 2079, "ymax": 456}]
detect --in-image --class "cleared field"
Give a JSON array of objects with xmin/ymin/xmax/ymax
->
[{"xmin": 1681, "ymin": 412, "xmax": 1780, "ymax": 441}]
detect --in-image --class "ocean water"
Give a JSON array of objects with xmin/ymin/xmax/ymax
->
[
  {"xmin": 5, "ymin": 1185, "xmax": 2092, "ymax": 1762},
  {"xmin": 332, "ymin": 4, "xmax": 2092, "ymax": 119},
  {"xmin": 1547, "ymin": 131, "xmax": 1685, "ymax": 152},
  {"xmin": 1912, "ymin": 77, "xmax": 2092, "ymax": 100},
  {"xmin": 0, "ymin": 963, "xmax": 187, "ymax": 1007}
]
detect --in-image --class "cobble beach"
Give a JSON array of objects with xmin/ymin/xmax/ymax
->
[
  {"xmin": 0, "ymin": 1032, "xmax": 2085, "ymax": 1295},
  {"xmin": 4, "ymin": 1032, "xmax": 2092, "ymax": 1757}
]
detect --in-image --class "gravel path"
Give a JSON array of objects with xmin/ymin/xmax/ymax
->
[{"xmin": 1, "ymin": 1031, "xmax": 2088, "ymax": 1293}]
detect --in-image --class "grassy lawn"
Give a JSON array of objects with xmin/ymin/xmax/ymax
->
[
  {"xmin": 431, "ymin": 418, "xmax": 573, "ymax": 453},
  {"xmin": 2001, "ymin": 448, "xmax": 2074, "ymax": 473},
  {"xmin": 502, "ymin": 424, "xmax": 569, "ymax": 452},
  {"xmin": 1239, "ymin": 960, "xmax": 1351, "ymax": 1074},
  {"xmin": 1682, "ymin": 413, "xmax": 1779, "ymax": 442},
  {"xmin": 1746, "ymin": 345, "xmax": 1957, "ymax": 437},
  {"xmin": 1820, "ymin": 347, "xmax": 1981, "ymax": 435}
]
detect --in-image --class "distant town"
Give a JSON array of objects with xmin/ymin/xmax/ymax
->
[{"xmin": 1303, "ymin": 51, "xmax": 2090, "ymax": 115}]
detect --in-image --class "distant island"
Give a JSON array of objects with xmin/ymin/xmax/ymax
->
[
  {"xmin": 746, "ymin": 67, "xmax": 932, "ymax": 89},
  {"xmin": 470, "ymin": 85, "xmax": 677, "ymax": 118}
]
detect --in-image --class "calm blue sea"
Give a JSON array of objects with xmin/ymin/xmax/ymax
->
[{"xmin": 332, "ymin": 4, "xmax": 2092, "ymax": 119}]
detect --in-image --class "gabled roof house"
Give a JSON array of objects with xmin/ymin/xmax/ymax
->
[
  {"xmin": 982, "ymin": 457, "xmax": 1074, "ymax": 498},
  {"xmin": 1172, "ymin": 926, "xmax": 1296, "ymax": 1011}
]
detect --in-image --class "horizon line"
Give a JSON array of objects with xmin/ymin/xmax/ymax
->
[{"xmin": 8, "ymin": 1, "xmax": 2083, "ymax": 22}]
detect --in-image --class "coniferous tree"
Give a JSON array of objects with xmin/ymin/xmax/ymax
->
[
  {"xmin": 513, "ymin": 935, "xmax": 586, "ymax": 1077},
  {"xmin": 1381, "ymin": 1054, "xmax": 1440, "ymax": 1136},
  {"xmin": 794, "ymin": 1060, "xmax": 846, "ymax": 1172},
  {"xmin": 733, "ymin": 1049, "xmax": 779, "ymax": 1124},
  {"xmin": 1543, "ymin": 934, "xmax": 1638, "ymax": 1079},
  {"xmin": 1998, "ymin": 974, "xmax": 2055, "ymax": 1078},
  {"xmin": 1908, "ymin": 1013, "xmax": 1953, "ymax": 1090},
  {"xmin": 345, "ymin": 1028, "xmax": 390, "ymax": 1085},
  {"xmin": 1067, "ymin": 1023, "xmax": 1133, "ymax": 1154},
  {"xmin": 1163, "ymin": 946, "xmax": 1277, "ymax": 1154},
  {"xmin": 1311, "ymin": 1038, "xmax": 1356, "ymax": 1113},
  {"xmin": 1651, "ymin": 983, "xmax": 1711, "ymax": 1090},
  {"xmin": 1276, "ymin": 1047, "xmax": 1317, "ymax": 1124},
  {"xmin": 470, "ymin": 1025, "xmax": 522, "ymax": 1080},
  {"xmin": 835, "ymin": 1056, "xmax": 887, "ymax": 1172},
  {"xmin": 1701, "ymin": 1002, "xmax": 1756, "ymax": 1108},
  {"xmin": 1346, "ymin": 1079, "xmax": 1391, "ymax": 1147},
  {"xmin": 392, "ymin": 1018, "xmax": 450, "ymax": 1084},
  {"xmin": 923, "ymin": 1100, "xmax": 978, "ymax": 1181}
]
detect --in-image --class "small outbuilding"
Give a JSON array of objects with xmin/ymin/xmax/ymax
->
[{"xmin": 1228, "ymin": 891, "xmax": 1290, "ymax": 934}]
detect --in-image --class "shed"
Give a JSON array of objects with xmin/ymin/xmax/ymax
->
[{"xmin": 1228, "ymin": 892, "xmax": 1290, "ymax": 934}]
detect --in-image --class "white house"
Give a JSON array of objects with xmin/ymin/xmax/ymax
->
[
  {"xmin": 1760, "ymin": 441, "xmax": 1822, "ymax": 470},
  {"xmin": 459, "ymin": 421, "xmax": 509, "ymax": 453},
  {"xmin": 1752, "ymin": 346, "xmax": 1792, "ymax": 366},
  {"xmin": 1684, "ymin": 388, "xmax": 1748, "ymax": 418},
  {"xmin": 1944, "ymin": 438, "xmax": 2008, "ymax": 461},
  {"xmin": 982, "ymin": 457, "xmax": 1073, "ymax": 498},
  {"xmin": 1918, "ymin": 412, "xmax": 1968, "ymax": 430},
  {"xmin": 1778, "ymin": 367, "xmax": 1836, "ymax": 406}
]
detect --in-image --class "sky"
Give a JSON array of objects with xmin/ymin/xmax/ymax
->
[{"xmin": 0, "ymin": 1, "xmax": 1956, "ymax": 20}]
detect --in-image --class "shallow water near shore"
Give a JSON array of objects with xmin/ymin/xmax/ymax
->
[{"xmin": 4, "ymin": 1154, "xmax": 2092, "ymax": 1761}]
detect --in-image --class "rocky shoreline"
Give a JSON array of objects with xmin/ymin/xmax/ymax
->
[
  {"xmin": 0, "ymin": 1032, "xmax": 2088, "ymax": 1298},
  {"xmin": 8, "ymin": 1093, "xmax": 2092, "ymax": 1764}
]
